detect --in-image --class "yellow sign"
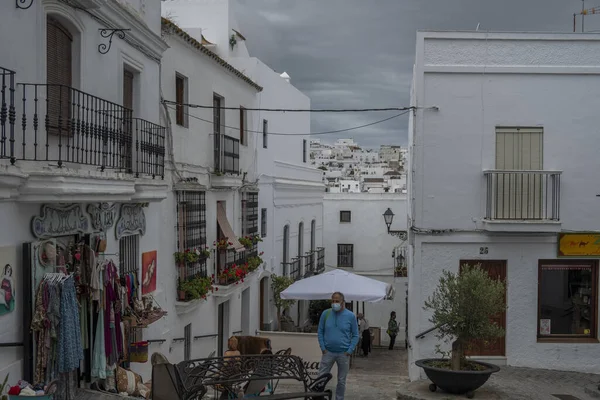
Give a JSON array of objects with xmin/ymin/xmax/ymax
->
[{"xmin": 558, "ymin": 233, "xmax": 600, "ymax": 257}]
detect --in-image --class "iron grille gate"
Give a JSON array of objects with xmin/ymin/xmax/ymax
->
[{"xmin": 176, "ymin": 190, "xmax": 207, "ymax": 278}]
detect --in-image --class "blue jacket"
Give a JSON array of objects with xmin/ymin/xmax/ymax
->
[{"xmin": 317, "ymin": 308, "xmax": 359, "ymax": 354}]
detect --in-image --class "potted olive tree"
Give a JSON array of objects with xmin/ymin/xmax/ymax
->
[{"xmin": 415, "ymin": 263, "xmax": 506, "ymax": 398}]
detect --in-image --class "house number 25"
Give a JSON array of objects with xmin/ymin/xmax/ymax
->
[{"xmin": 479, "ymin": 247, "xmax": 489, "ymax": 255}]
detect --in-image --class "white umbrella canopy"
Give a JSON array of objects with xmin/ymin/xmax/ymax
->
[{"xmin": 280, "ymin": 269, "xmax": 394, "ymax": 303}]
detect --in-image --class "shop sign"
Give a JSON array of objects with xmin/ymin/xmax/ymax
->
[
  {"xmin": 115, "ymin": 203, "xmax": 146, "ymax": 240},
  {"xmin": 31, "ymin": 204, "xmax": 90, "ymax": 239},
  {"xmin": 87, "ymin": 202, "xmax": 117, "ymax": 232},
  {"xmin": 558, "ymin": 232, "xmax": 600, "ymax": 257}
]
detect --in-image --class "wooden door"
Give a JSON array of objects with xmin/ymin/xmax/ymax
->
[
  {"xmin": 46, "ymin": 17, "xmax": 72, "ymax": 135},
  {"xmin": 460, "ymin": 260, "xmax": 507, "ymax": 356}
]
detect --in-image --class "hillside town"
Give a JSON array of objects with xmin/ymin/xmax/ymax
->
[{"xmin": 0, "ymin": 1, "xmax": 599, "ymax": 400}]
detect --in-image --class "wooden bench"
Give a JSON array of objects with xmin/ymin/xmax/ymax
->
[{"xmin": 176, "ymin": 353, "xmax": 332, "ymax": 399}]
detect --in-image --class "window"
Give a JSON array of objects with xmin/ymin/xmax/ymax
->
[
  {"xmin": 261, "ymin": 208, "xmax": 267, "ymax": 238},
  {"xmin": 175, "ymin": 74, "xmax": 188, "ymax": 127},
  {"xmin": 298, "ymin": 222, "xmax": 304, "ymax": 257},
  {"xmin": 310, "ymin": 219, "xmax": 316, "ymax": 252},
  {"xmin": 337, "ymin": 244, "xmax": 353, "ymax": 268},
  {"xmin": 240, "ymin": 106, "xmax": 247, "ymax": 145},
  {"xmin": 47, "ymin": 16, "xmax": 72, "ymax": 135},
  {"xmin": 538, "ymin": 260, "xmax": 598, "ymax": 341},
  {"xmin": 339, "ymin": 210, "xmax": 351, "ymax": 223},
  {"xmin": 119, "ymin": 234, "xmax": 140, "ymax": 276},
  {"xmin": 262, "ymin": 119, "xmax": 268, "ymax": 149},
  {"xmin": 242, "ymin": 192, "xmax": 259, "ymax": 236},
  {"xmin": 213, "ymin": 94, "xmax": 222, "ymax": 135},
  {"xmin": 176, "ymin": 190, "xmax": 207, "ymax": 278},
  {"xmin": 303, "ymin": 139, "xmax": 307, "ymax": 162},
  {"xmin": 283, "ymin": 225, "xmax": 289, "ymax": 263}
]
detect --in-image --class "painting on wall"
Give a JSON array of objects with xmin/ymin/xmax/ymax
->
[
  {"xmin": 141, "ymin": 250, "xmax": 157, "ymax": 295},
  {"xmin": 0, "ymin": 246, "xmax": 17, "ymax": 316}
]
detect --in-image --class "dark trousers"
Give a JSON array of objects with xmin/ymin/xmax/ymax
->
[
  {"xmin": 389, "ymin": 334, "xmax": 397, "ymax": 350},
  {"xmin": 361, "ymin": 330, "xmax": 371, "ymax": 355}
]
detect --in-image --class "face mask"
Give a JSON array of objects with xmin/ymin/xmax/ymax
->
[{"xmin": 332, "ymin": 303, "xmax": 341, "ymax": 312}]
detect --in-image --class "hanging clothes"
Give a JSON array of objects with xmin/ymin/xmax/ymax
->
[{"xmin": 58, "ymin": 275, "xmax": 84, "ymax": 373}]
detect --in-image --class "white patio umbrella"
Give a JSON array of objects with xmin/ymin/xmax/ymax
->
[{"xmin": 280, "ymin": 269, "xmax": 394, "ymax": 303}]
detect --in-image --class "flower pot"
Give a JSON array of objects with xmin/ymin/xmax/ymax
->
[
  {"xmin": 415, "ymin": 358, "xmax": 500, "ymax": 398},
  {"xmin": 178, "ymin": 290, "xmax": 186, "ymax": 301}
]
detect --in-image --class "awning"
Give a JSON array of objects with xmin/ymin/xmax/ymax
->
[{"xmin": 216, "ymin": 202, "xmax": 245, "ymax": 252}]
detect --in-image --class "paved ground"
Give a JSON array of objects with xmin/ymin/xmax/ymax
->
[
  {"xmin": 398, "ymin": 365, "xmax": 600, "ymax": 400},
  {"xmin": 278, "ymin": 347, "xmax": 408, "ymax": 399}
]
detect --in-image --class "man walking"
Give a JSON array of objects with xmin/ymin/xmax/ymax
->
[
  {"xmin": 357, "ymin": 313, "xmax": 371, "ymax": 357},
  {"xmin": 317, "ymin": 292, "xmax": 359, "ymax": 400}
]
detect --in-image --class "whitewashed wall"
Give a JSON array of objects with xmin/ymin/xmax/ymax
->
[{"xmin": 408, "ymin": 31, "xmax": 600, "ymax": 381}]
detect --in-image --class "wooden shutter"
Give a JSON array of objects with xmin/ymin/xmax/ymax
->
[
  {"xmin": 122, "ymin": 70, "xmax": 134, "ymax": 170},
  {"xmin": 239, "ymin": 107, "xmax": 245, "ymax": 145},
  {"xmin": 175, "ymin": 76, "xmax": 184, "ymax": 126},
  {"xmin": 46, "ymin": 17, "xmax": 72, "ymax": 135}
]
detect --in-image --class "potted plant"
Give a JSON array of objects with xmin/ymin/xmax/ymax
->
[
  {"xmin": 174, "ymin": 249, "xmax": 200, "ymax": 264},
  {"xmin": 239, "ymin": 236, "xmax": 254, "ymax": 248},
  {"xmin": 247, "ymin": 255, "xmax": 263, "ymax": 272},
  {"xmin": 214, "ymin": 238, "xmax": 232, "ymax": 251},
  {"xmin": 416, "ymin": 263, "xmax": 505, "ymax": 398}
]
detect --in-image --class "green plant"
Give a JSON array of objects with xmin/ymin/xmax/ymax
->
[
  {"xmin": 424, "ymin": 263, "xmax": 506, "ymax": 371},
  {"xmin": 239, "ymin": 236, "xmax": 253, "ymax": 248},
  {"xmin": 271, "ymin": 274, "xmax": 296, "ymax": 331},
  {"xmin": 214, "ymin": 238, "xmax": 232, "ymax": 250},
  {"xmin": 174, "ymin": 249, "xmax": 200, "ymax": 264},
  {"xmin": 229, "ymin": 34, "xmax": 237, "ymax": 50},
  {"xmin": 247, "ymin": 255, "xmax": 263, "ymax": 272},
  {"xmin": 0, "ymin": 373, "xmax": 9, "ymax": 400},
  {"xmin": 309, "ymin": 300, "xmax": 330, "ymax": 325},
  {"xmin": 180, "ymin": 275, "xmax": 214, "ymax": 301}
]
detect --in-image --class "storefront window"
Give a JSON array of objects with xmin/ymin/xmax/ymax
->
[{"xmin": 538, "ymin": 261, "xmax": 597, "ymax": 339}]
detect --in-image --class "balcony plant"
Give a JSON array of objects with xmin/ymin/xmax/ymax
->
[
  {"xmin": 239, "ymin": 235, "xmax": 263, "ymax": 249},
  {"xmin": 217, "ymin": 263, "xmax": 249, "ymax": 285},
  {"xmin": 174, "ymin": 249, "xmax": 200, "ymax": 264},
  {"xmin": 247, "ymin": 254, "xmax": 264, "ymax": 272},
  {"xmin": 415, "ymin": 263, "xmax": 505, "ymax": 398},
  {"xmin": 214, "ymin": 238, "xmax": 233, "ymax": 251},
  {"xmin": 179, "ymin": 275, "xmax": 214, "ymax": 301}
]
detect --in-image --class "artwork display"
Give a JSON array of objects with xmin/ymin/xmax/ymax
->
[
  {"xmin": 141, "ymin": 250, "xmax": 157, "ymax": 295},
  {"xmin": 0, "ymin": 246, "xmax": 17, "ymax": 316}
]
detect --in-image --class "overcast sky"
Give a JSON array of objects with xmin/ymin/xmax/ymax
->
[{"xmin": 235, "ymin": 0, "xmax": 600, "ymax": 148}]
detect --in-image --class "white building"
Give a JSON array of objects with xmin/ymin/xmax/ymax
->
[
  {"xmin": 323, "ymin": 193, "xmax": 408, "ymax": 347},
  {"xmin": 0, "ymin": 0, "xmax": 168, "ymax": 386},
  {"xmin": 407, "ymin": 31, "xmax": 600, "ymax": 381},
  {"xmin": 160, "ymin": 0, "xmax": 325, "ymax": 365}
]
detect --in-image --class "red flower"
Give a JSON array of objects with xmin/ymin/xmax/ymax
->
[
  {"xmin": 215, "ymin": 287, "xmax": 219, "ymax": 291},
  {"xmin": 228, "ymin": 242, "xmax": 233, "ymax": 245}
]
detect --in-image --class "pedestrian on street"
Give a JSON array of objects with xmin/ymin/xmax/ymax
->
[
  {"xmin": 317, "ymin": 292, "xmax": 359, "ymax": 400},
  {"xmin": 357, "ymin": 313, "xmax": 371, "ymax": 357},
  {"xmin": 387, "ymin": 311, "xmax": 399, "ymax": 350}
]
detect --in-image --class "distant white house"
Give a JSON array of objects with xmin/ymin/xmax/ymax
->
[
  {"xmin": 323, "ymin": 193, "xmax": 408, "ymax": 347},
  {"xmin": 407, "ymin": 31, "xmax": 600, "ymax": 381}
]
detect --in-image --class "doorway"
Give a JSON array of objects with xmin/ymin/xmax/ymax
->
[
  {"xmin": 217, "ymin": 301, "xmax": 230, "ymax": 355},
  {"xmin": 241, "ymin": 288, "xmax": 250, "ymax": 335},
  {"xmin": 259, "ymin": 277, "xmax": 268, "ymax": 330},
  {"xmin": 460, "ymin": 260, "xmax": 507, "ymax": 356}
]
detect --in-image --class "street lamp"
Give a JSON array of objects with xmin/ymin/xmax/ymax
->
[
  {"xmin": 383, "ymin": 208, "xmax": 395, "ymax": 232},
  {"xmin": 382, "ymin": 208, "xmax": 407, "ymax": 240}
]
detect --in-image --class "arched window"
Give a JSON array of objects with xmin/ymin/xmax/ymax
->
[
  {"xmin": 283, "ymin": 225, "xmax": 289, "ymax": 263},
  {"xmin": 298, "ymin": 222, "xmax": 304, "ymax": 257},
  {"xmin": 310, "ymin": 219, "xmax": 316, "ymax": 252}
]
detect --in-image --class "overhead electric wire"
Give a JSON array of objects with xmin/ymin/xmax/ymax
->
[
  {"xmin": 162, "ymin": 99, "xmax": 413, "ymax": 113},
  {"xmin": 165, "ymin": 104, "xmax": 411, "ymax": 136}
]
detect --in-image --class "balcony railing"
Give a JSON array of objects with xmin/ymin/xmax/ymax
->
[
  {"xmin": 303, "ymin": 251, "xmax": 315, "ymax": 276},
  {"xmin": 0, "ymin": 76, "xmax": 165, "ymax": 178},
  {"xmin": 214, "ymin": 133, "xmax": 239, "ymax": 175},
  {"xmin": 484, "ymin": 170, "xmax": 561, "ymax": 221},
  {"xmin": 316, "ymin": 247, "xmax": 325, "ymax": 272},
  {"xmin": 282, "ymin": 258, "xmax": 302, "ymax": 280}
]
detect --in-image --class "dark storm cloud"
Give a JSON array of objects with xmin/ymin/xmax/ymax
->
[{"xmin": 235, "ymin": 0, "xmax": 599, "ymax": 147}]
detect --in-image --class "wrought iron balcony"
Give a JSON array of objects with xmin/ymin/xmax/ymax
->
[
  {"xmin": 0, "ymin": 67, "xmax": 16, "ymax": 162},
  {"xmin": 282, "ymin": 258, "xmax": 302, "ymax": 281},
  {"xmin": 214, "ymin": 133, "xmax": 239, "ymax": 175},
  {"xmin": 1, "ymin": 79, "xmax": 165, "ymax": 178},
  {"xmin": 303, "ymin": 252, "xmax": 315, "ymax": 275},
  {"xmin": 484, "ymin": 170, "xmax": 561, "ymax": 221},
  {"xmin": 316, "ymin": 247, "xmax": 325, "ymax": 273}
]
